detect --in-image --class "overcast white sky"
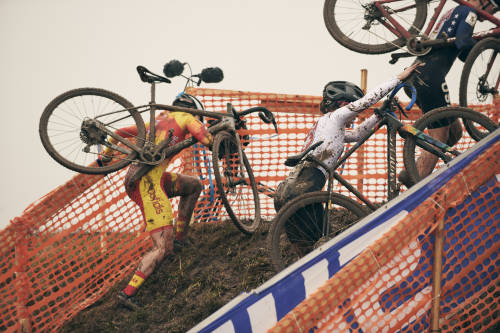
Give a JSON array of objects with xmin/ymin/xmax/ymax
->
[{"xmin": 0, "ymin": 0, "xmax": 472, "ymax": 228}]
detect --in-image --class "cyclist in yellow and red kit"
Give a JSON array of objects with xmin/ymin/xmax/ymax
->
[{"xmin": 103, "ymin": 94, "xmax": 213, "ymax": 309}]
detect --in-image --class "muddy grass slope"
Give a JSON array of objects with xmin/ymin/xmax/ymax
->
[{"xmin": 61, "ymin": 221, "xmax": 274, "ymax": 333}]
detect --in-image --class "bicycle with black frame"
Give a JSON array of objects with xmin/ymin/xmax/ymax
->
[
  {"xmin": 39, "ymin": 61, "xmax": 278, "ymax": 235},
  {"xmin": 267, "ymin": 82, "xmax": 497, "ymax": 272}
]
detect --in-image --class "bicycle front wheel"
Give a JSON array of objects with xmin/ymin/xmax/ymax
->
[
  {"xmin": 212, "ymin": 131, "xmax": 261, "ymax": 234},
  {"xmin": 403, "ymin": 107, "xmax": 498, "ymax": 185},
  {"xmin": 323, "ymin": 0, "xmax": 427, "ymax": 54},
  {"xmin": 267, "ymin": 192, "xmax": 367, "ymax": 273},
  {"xmin": 39, "ymin": 88, "xmax": 146, "ymax": 174},
  {"xmin": 459, "ymin": 38, "xmax": 500, "ymax": 139}
]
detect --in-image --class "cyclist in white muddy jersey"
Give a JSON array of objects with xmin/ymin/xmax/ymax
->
[{"xmin": 274, "ymin": 63, "xmax": 423, "ymax": 212}]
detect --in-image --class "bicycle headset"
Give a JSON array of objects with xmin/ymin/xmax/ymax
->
[{"xmin": 320, "ymin": 81, "xmax": 364, "ymax": 114}]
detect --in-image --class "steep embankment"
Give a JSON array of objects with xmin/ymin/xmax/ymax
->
[{"xmin": 61, "ymin": 221, "xmax": 274, "ymax": 333}]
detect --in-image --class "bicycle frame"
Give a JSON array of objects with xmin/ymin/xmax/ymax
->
[
  {"xmin": 375, "ymin": 0, "xmax": 500, "ymax": 42},
  {"xmin": 299, "ymin": 111, "xmax": 458, "ymax": 243},
  {"xmin": 325, "ymin": 112, "xmax": 458, "ymax": 207}
]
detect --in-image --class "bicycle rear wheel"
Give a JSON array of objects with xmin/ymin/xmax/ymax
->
[
  {"xmin": 459, "ymin": 38, "xmax": 500, "ymax": 139},
  {"xmin": 323, "ymin": 0, "xmax": 427, "ymax": 54},
  {"xmin": 402, "ymin": 107, "xmax": 498, "ymax": 185},
  {"xmin": 39, "ymin": 88, "xmax": 146, "ymax": 174},
  {"xmin": 212, "ymin": 131, "xmax": 261, "ymax": 234},
  {"xmin": 267, "ymin": 191, "xmax": 367, "ymax": 273}
]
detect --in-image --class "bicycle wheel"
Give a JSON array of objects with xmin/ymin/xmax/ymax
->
[
  {"xmin": 323, "ymin": 0, "xmax": 427, "ymax": 54},
  {"xmin": 459, "ymin": 38, "xmax": 500, "ymax": 139},
  {"xmin": 39, "ymin": 88, "xmax": 146, "ymax": 174},
  {"xmin": 403, "ymin": 107, "xmax": 498, "ymax": 185},
  {"xmin": 267, "ymin": 191, "xmax": 367, "ymax": 272},
  {"xmin": 212, "ymin": 131, "xmax": 261, "ymax": 234}
]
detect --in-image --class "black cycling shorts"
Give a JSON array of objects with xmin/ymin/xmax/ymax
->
[{"xmin": 405, "ymin": 49, "xmax": 457, "ymax": 128}]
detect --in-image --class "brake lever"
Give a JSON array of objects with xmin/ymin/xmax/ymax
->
[
  {"xmin": 394, "ymin": 99, "xmax": 409, "ymax": 119},
  {"xmin": 258, "ymin": 110, "xmax": 278, "ymax": 134}
]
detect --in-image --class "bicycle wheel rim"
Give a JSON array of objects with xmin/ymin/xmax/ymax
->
[
  {"xmin": 39, "ymin": 88, "xmax": 145, "ymax": 174},
  {"xmin": 213, "ymin": 132, "xmax": 261, "ymax": 234},
  {"xmin": 323, "ymin": 0, "xmax": 427, "ymax": 54},
  {"xmin": 403, "ymin": 107, "xmax": 498, "ymax": 185},
  {"xmin": 268, "ymin": 192, "xmax": 367, "ymax": 272},
  {"xmin": 459, "ymin": 38, "xmax": 500, "ymax": 139}
]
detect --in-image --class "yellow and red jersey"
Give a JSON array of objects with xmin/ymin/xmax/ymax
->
[
  {"xmin": 117, "ymin": 111, "xmax": 212, "ymax": 233},
  {"xmin": 116, "ymin": 111, "xmax": 213, "ymax": 168}
]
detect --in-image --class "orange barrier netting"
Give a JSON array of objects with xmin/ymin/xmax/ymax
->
[
  {"xmin": 0, "ymin": 87, "xmax": 498, "ymax": 332},
  {"xmin": 269, "ymin": 140, "xmax": 499, "ymax": 333}
]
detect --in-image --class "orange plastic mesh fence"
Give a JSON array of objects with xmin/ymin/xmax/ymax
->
[
  {"xmin": 269, "ymin": 140, "xmax": 499, "ymax": 333},
  {"xmin": 0, "ymin": 87, "xmax": 498, "ymax": 332}
]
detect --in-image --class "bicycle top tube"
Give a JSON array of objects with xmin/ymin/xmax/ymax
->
[{"xmin": 154, "ymin": 103, "xmax": 231, "ymax": 120}]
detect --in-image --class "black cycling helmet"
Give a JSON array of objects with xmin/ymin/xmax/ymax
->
[{"xmin": 320, "ymin": 81, "xmax": 364, "ymax": 113}]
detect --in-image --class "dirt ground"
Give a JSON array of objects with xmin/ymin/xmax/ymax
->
[
  {"xmin": 60, "ymin": 213, "xmax": 500, "ymax": 333},
  {"xmin": 61, "ymin": 221, "xmax": 275, "ymax": 333}
]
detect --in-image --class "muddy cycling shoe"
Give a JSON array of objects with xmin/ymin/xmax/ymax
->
[
  {"xmin": 398, "ymin": 170, "xmax": 414, "ymax": 188},
  {"xmin": 117, "ymin": 291, "xmax": 140, "ymax": 311}
]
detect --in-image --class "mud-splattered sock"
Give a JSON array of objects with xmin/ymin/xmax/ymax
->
[
  {"xmin": 175, "ymin": 219, "xmax": 188, "ymax": 241},
  {"xmin": 123, "ymin": 270, "xmax": 146, "ymax": 296}
]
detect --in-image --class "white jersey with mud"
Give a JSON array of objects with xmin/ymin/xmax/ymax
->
[{"xmin": 302, "ymin": 77, "xmax": 401, "ymax": 176}]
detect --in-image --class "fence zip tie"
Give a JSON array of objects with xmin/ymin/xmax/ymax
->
[
  {"xmin": 430, "ymin": 198, "xmax": 445, "ymax": 212},
  {"xmin": 291, "ymin": 311, "xmax": 304, "ymax": 333},
  {"xmin": 368, "ymin": 247, "xmax": 382, "ymax": 270},
  {"xmin": 461, "ymin": 174, "xmax": 471, "ymax": 196}
]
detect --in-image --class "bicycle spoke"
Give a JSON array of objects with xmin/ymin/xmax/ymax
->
[{"xmin": 40, "ymin": 88, "xmax": 143, "ymax": 174}]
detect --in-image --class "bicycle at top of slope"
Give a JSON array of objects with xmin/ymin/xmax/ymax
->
[{"xmin": 323, "ymin": 0, "xmax": 500, "ymax": 112}]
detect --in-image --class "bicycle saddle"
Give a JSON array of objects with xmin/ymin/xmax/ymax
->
[
  {"xmin": 284, "ymin": 141, "xmax": 323, "ymax": 167},
  {"xmin": 136, "ymin": 66, "xmax": 171, "ymax": 84}
]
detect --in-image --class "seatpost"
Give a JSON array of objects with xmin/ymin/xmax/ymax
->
[
  {"xmin": 307, "ymin": 156, "xmax": 334, "ymax": 240},
  {"xmin": 148, "ymin": 82, "xmax": 157, "ymax": 143}
]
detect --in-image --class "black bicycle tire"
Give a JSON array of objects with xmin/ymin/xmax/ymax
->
[
  {"xmin": 459, "ymin": 37, "xmax": 500, "ymax": 139},
  {"xmin": 212, "ymin": 131, "xmax": 261, "ymax": 234},
  {"xmin": 267, "ymin": 191, "xmax": 367, "ymax": 272},
  {"xmin": 402, "ymin": 106, "xmax": 498, "ymax": 185},
  {"xmin": 323, "ymin": 0, "xmax": 428, "ymax": 54},
  {"xmin": 39, "ymin": 88, "xmax": 146, "ymax": 174}
]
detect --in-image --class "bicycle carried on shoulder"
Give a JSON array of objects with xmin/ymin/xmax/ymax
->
[
  {"xmin": 323, "ymin": 0, "xmax": 500, "ymax": 121},
  {"xmin": 39, "ymin": 61, "xmax": 278, "ymax": 235},
  {"xmin": 267, "ymin": 83, "xmax": 497, "ymax": 272}
]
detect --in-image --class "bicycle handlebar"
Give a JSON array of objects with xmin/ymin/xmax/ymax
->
[
  {"xmin": 389, "ymin": 82, "xmax": 416, "ymax": 111},
  {"xmin": 228, "ymin": 104, "xmax": 279, "ymax": 134}
]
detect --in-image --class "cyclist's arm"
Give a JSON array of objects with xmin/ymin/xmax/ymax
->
[
  {"xmin": 185, "ymin": 117, "xmax": 213, "ymax": 147},
  {"xmin": 456, "ymin": 9, "xmax": 477, "ymax": 61},
  {"xmin": 331, "ymin": 77, "xmax": 401, "ymax": 124},
  {"xmin": 348, "ymin": 77, "xmax": 401, "ymax": 113},
  {"xmin": 100, "ymin": 124, "xmax": 139, "ymax": 158},
  {"xmin": 345, "ymin": 114, "xmax": 379, "ymax": 142}
]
